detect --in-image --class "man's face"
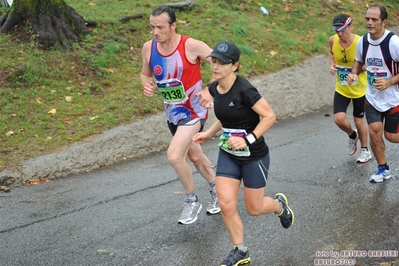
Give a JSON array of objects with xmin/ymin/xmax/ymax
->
[
  {"xmin": 149, "ymin": 13, "xmax": 176, "ymax": 43},
  {"xmin": 336, "ymin": 24, "xmax": 352, "ymax": 42},
  {"xmin": 365, "ymin": 8, "xmax": 386, "ymax": 37}
]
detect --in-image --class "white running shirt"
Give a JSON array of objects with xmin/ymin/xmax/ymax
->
[{"xmin": 355, "ymin": 30, "xmax": 399, "ymax": 112}]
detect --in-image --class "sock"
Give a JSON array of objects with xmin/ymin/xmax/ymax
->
[
  {"xmin": 361, "ymin": 147, "xmax": 368, "ymax": 150},
  {"xmin": 349, "ymin": 131, "xmax": 357, "ymax": 139},
  {"xmin": 209, "ymin": 181, "xmax": 216, "ymax": 194},
  {"xmin": 185, "ymin": 192, "xmax": 197, "ymax": 202},
  {"xmin": 379, "ymin": 164, "xmax": 389, "ymax": 170},
  {"xmin": 235, "ymin": 243, "xmax": 246, "ymax": 251},
  {"xmin": 275, "ymin": 201, "xmax": 283, "ymax": 215}
]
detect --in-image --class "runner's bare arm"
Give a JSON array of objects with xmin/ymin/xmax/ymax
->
[
  {"xmin": 185, "ymin": 38, "xmax": 215, "ymax": 108},
  {"xmin": 328, "ymin": 35, "xmax": 337, "ymax": 75},
  {"xmin": 346, "ymin": 60, "xmax": 363, "ymax": 84},
  {"xmin": 141, "ymin": 41, "xmax": 156, "ymax": 97},
  {"xmin": 251, "ymin": 98, "xmax": 276, "ymax": 139}
]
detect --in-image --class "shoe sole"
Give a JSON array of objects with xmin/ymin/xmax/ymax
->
[
  {"xmin": 347, "ymin": 132, "xmax": 359, "ymax": 155},
  {"xmin": 178, "ymin": 204, "xmax": 202, "ymax": 225},
  {"xmin": 206, "ymin": 207, "xmax": 221, "ymax": 215},
  {"xmin": 356, "ymin": 156, "xmax": 372, "ymax": 163},
  {"xmin": 370, "ymin": 175, "xmax": 392, "ymax": 183},
  {"xmin": 235, "ymin": 258, "xmax": 250, "ymax": 266},
  {"xmin": 275, "ymin": 193, "xmax": 295, "ymax": 229},
  {"xmin": 221, "ymin": 257, "xmax": 250, "ymax": 266},
  {"xmin": 348, "ymin": 145, "xmax": 358, "ymax": 155}
]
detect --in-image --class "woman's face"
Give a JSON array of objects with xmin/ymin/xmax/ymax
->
[{"xmin": 210, "ymin": 58, "xmax": 238, "ymax": 80}]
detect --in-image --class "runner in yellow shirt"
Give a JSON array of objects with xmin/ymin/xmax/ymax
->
[{"xmin": 329, "ymin": 14, "xmax": 372, "ymax": 163}]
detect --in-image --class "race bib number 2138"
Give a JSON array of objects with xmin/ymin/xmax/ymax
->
[{"xmin": 156, "ymin": 79, "xmax": 188, "ymax": 104}]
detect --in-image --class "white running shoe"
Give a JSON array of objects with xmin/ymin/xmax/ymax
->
[
  {"xmin": 370, "ymin": 166, "xmax": 391, "ymax": 183},
  {"xmin": 356, "ymin": 148, "xmax": 372, "ymax": 163},
  {"xmin": 178, "ymin": 200, "xmax": 202, "ymax": 225},
  {"xmin": 347, "ymin": 130, "xmax": 359, "ymax": 155}
]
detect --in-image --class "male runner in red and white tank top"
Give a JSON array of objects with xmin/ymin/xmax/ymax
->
[{"xmin": 140, "ymin": 5, "xmax": 220, "ymax": 224}]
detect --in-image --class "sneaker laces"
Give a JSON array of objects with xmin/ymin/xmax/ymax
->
[
  {"xmin": 223, "ymin": 247, "xmax": 247, "ymax": 263},
  {"xmin": 182, "ymin": 201, "xmax": 195, "ymax": 216},
  {"xmin": 375, "ymin": 166, "xmax": 387, "ymax": 175}
]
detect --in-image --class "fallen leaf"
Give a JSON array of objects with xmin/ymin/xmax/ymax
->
[
  {"xmin": 89, "ymin": 2, "xmax": 96, "ymax": 6},
  {"xmin": 90, "ymin": 116, "xmax": 98, "ymax": 120},
  {"xmin": 26, "ymin": 179, "xmax": 39, "ymax": 185},
  {"xmin": 270, "ymin": 50, "xmax": 278, "ymax": 56},
  {"xmin": 97, "ymin": 249, "xmax": 107, "ymax": 253},
  {"xmin": 36, "ymin": 98, "xmax": 43, "ymax": 104},
  {"xmin": 48, "ymin": 109, "xmax": 57, "ymax": 115},
  {"xmin": 262, "ymin": 27, "xmax": 272, "ymax": 32},
  {"xmin": 65, "ymin": 96, "xmax": 73, "ymax": 102},
  {"xmin": 173, "ymin": 190, "xmax": 184, "ymax": 195},
  {"xmin": 39, "ymin": 178, "xmax": 52, "ymax": 183},
  {"xmin": 108, "ymin": 68, "xmax": 114, "ymax": 74},
  {"xmin": 5, "ymin": 131, "xmax": 14, "ymax": 136},
  {"xmin": 66, "ymin": 87, "xmax": 72, "ymax": 91}
]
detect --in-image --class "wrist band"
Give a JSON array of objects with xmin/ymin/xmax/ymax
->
[{"xmin": 244, "ymin": 133, "xmax": 257, "ymax": 146}]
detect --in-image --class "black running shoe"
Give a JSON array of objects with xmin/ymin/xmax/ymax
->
[
  {"xmin": 220, "ymin": 246, "xmax": 250, "ymax": 266},
  {"xmin": 275, "ymin": 193, "xmax": 294, "ymax": 229}
]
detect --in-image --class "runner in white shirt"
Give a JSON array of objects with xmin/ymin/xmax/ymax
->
[{"xmin": 347, "ymin": 4, "xmax": 399, "ymax": 183}]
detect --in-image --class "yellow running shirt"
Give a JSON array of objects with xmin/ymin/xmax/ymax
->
[{"xmin": 332, "ymin": 34, "xmax": 366, "ymax": 98}]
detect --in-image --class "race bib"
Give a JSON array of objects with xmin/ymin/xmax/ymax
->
[
  {"xmin": 367, "ymin": 67, "xmax": 388, "ymax": 89},
  {"xmin": 218, "ymin": 128, "xmax": 250, "ymax": 157},
  {"xmin": 336, "ymin": 65, "xmax": 357, "ymax": 85},
  {"xmin": 156, "ymin": 78, "xmax": 188, "ymax": 104}
]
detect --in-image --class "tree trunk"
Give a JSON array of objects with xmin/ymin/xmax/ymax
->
[{"xmin": 0, "ymin": 0, "xmax": 91, "ymax": 50}]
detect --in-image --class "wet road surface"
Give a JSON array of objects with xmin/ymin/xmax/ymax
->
[{"xmin": 1, "ymin": 106, "xmax": 398, "ymax": 266}]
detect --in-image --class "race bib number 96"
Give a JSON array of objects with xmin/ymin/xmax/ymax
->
[{"xmin": 336, "ymin": 65, "xmax": 357, "ymax": 85}]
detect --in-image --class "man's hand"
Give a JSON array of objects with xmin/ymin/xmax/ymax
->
[
  {"xmin": 374, "ymin": 78, "xmax": 392, "ymax": 91},
  {"xmin": 196, "ymin": 89, "xmax": 214, "ymax": 109},
  {"xmin": 329, "ymin": 64, "xmax": 337, "ymax": 75},
  {"xmin": 346, "ymin": 73, "xmax": 357, "ymax": 85},
  {"xmin": 143, "ymin": 80, "xmax": 156, "ymax": 97}
]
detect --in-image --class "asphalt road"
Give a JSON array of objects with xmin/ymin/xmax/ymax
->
[{"xmin": 1, "ymin": 106, "xmax": 398, "ymax": 266}]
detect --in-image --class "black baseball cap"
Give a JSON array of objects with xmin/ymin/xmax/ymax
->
[
  {"xmin": 207, "ymin": 41, "xmax": 240, "ymax": 63},
  {"xmin": 331, "ymin": 14, "xmax": 352, "ymax": 32}
]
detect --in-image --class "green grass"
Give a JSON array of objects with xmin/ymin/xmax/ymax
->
[{"xmin": 1, "ymin": 0, "xmax": 398, "ymax": 171}]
